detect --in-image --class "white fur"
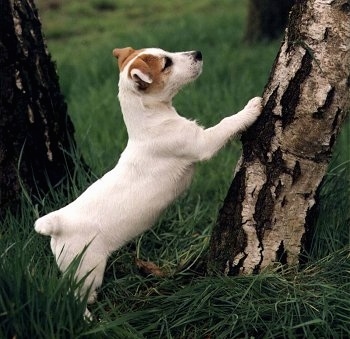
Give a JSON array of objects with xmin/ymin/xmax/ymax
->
[{"xmin": 34, "ymin": 47, "xmax": 262, "ymax": 311}]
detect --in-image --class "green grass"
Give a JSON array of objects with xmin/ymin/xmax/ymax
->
[{"xmin": 1, "ymin": 0, "xmax": 349, "ymax": 337}]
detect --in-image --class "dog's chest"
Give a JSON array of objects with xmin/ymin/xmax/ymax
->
[{"xmin": 119, "ymin": 143, "xmax": 195, "ymax": 197}]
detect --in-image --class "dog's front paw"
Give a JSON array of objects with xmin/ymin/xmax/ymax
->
[
  {"xmin": 244, "ymin": 97, "xmax": 263, "ymax": 117},
  {"xmin": 233, "ymin": 96, "xmax": 263, "ymax": 131}
]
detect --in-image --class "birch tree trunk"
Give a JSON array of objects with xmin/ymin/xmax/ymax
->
[
  {"xmin": 0, "ymin": 0, "xmax": 79, "ymax": 217},
  {"xmin": 208, "ymin": 0, "xmax": 350, "ymax": 274}
]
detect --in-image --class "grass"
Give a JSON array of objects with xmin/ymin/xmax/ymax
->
[{"xmin": 1, "ymin": 0, "xmax": 349, "ymax": 337}]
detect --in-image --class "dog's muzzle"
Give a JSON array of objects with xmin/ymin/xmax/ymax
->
[{"xmin": 193, "ymin": 51, "xmax": 202, "ymax": 61}]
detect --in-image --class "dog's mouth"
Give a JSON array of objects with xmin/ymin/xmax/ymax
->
[
  {"xmin": 192, "ymin": 68, "xmax": 202, "ymax": 81},
  {"xmin": 191, "ymin": 61, "xmax": 203, "ymax": 79},
  {"xmin": 176, "ymin": 50, "xmax": 203, "ymax": 79}
]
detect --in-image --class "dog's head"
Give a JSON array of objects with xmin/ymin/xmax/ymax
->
[{"xmin": 113, "ymin": 47, "xmax": 203, "ymax": 101}]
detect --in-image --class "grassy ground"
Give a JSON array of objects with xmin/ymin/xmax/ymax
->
[{"xmin": 1, "ymin": 0, "xmax": 349, "ymax": 337}]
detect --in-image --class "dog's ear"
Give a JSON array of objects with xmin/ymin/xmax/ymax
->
[
  {"xmin": 113, "ymin": 47, "xmax": 136, "ymax": 70},
  {"xmin": 129, "ymin": 58, "xmax": 153, "ymax": 90}
]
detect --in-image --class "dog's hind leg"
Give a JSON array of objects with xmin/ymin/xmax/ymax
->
[{"xmin": 75, "ymin": 251, "xmax": 108, "ymax": 304}]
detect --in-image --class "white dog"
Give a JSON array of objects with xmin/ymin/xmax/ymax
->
[{"xmin": 35, "ymin": 47, "xmax": 262, "ymax": 308}]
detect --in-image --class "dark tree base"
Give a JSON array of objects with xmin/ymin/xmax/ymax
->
[{"xmin": 0, "ymin": 0, "xmax": 83, "ymax": 218}]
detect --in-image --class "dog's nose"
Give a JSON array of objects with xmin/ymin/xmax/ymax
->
[{"xmin": 193, "ymin": 51, "xmax": 202, "ymax": 61}]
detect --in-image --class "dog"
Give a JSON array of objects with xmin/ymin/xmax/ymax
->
[{"xmin": 34, "ymin": 47, "xmax": 262, "ymax": 312}]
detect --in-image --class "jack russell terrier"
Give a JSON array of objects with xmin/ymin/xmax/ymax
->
[{"xmin": 35, "ymin": 47, "xmax": 262, "ymax": 310}]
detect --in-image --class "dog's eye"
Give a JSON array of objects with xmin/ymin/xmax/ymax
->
[{"xmin": 163, "ymin": 57, "xmax": 173, "ymax": 70}]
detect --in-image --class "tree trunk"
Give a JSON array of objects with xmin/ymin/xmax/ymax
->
[
  {"xmin": 209, "ymin": 0, "xmax": 350, "ymax": 275},
  {"xmin": 0, "ymin": 0, "xmax": 79, "ymax": 217},
  {"xmin": 244, "ymin": 0, "xmax": 294, "ymax": 43}
]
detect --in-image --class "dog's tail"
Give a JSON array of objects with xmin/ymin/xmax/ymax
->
[{"xmin": 34, "ymin": 212, "xmax": 61, "ymax": 237}]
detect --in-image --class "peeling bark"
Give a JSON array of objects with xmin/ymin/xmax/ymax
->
[
  {"xmin": 0, "ymin": 0, "xmax": 80, "ymax": 218},
  {"xmin": 209, "ymin": 0, "xmax": 350, "ymax": 274}
]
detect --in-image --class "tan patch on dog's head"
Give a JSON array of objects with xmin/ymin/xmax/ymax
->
[
  {"xmin": 113, "ymin": 47, "xmax": 165, "ymax": 91},
  {"xmin": 112, "ymin": 47, "xmax": 144, "ymax": 71},
  {"xmin": 128, "ymin": 54, "xmax": 164, "ymax": 90}
]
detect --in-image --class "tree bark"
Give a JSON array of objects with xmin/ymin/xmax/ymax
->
[
  {"xmin": 209, "ymin": 0, "xmax": 350, "ymax": 275},
  {"xmin": 244, "ymin": 0, "xmax": 294, "ymax": 43},
  {"xmin": 0, "ymin": 0, "xmax": 79, "ymax": 217}
]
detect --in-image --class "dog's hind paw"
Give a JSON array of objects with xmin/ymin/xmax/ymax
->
[
  {"xmin": 84, "ymin": 307, "xmax": 93, "ymax": 321},
  {"xmin": 87, "ymin": 291, "xmax": 98, "ymax": 304}
]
